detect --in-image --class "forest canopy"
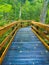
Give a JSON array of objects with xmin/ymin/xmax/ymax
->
[{"xmin": 0, "ymin": 0, "xmax": 49, "ymax": 24}]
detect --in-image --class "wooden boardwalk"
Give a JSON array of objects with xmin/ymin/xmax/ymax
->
[{"xmin": 2, "ymin": 27, "xmax": 49, "ymax": 65}]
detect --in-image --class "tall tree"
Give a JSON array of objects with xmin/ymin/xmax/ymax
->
[{"xmin": 40, "ymin": 0, "xmax": 49, "ymax": 23}]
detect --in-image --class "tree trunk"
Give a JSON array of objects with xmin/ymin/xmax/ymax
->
[{"xmin": 40, "ymin": 0, "xmax": 48, "ymax": 23}]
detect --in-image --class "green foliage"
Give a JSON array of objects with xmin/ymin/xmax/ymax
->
[
  {"xmin": 46, "ymin": 5, "xmax": 49, "ymax": 24},
  {"xmin": 21, "ymin": 0, "xmax": 42, "ymax": 21},
  {"xmin": 0, "ymin": 4, "xmax": 12, "ymax": 12},
  {"xmin": 0, "ymin": 0, "xmax": 49, "ymax": 24},
  {"xmin": 0, "ymin": 0, "xmax": 49, "ymax": 56},
  {"xmin": 0, "ymin": 20, "xmax": 11, "ymax": 26}
]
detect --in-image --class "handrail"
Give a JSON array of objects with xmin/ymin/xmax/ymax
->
[
  {"xmin": 19, "ymin": 20, "xmax": 31, "ymax": 27},
  {"xmin": 0, "ymin": 20, "xmax": 49, "ymax": 64},
  {"xmin": 0, "ymin": 22, "xmax": 20, "ymax": 50},
  {"xmin": 0, "ymin": 21, "xmax": 18, "ymax": 49},
  {"xmin": 31, "ymin": 21, "xmax": 49, "ymax": 50},
  {"xmin": 0, "ymin": 20, "xmax": 31, "ymax": 50},
  {"xmin": 31, "ymin": 21, "xmax": 49, "ymax": 32},
  {"xmin": 0, "ymin": 20, "xmax": 31, "ymax": 64},
  {"xmin": 0, "ymin": 21, "xmax": 18, "ymax": 36},
  {"xmin": 0, "ymin": 21, "xmax": 20, "ymax": 64}
]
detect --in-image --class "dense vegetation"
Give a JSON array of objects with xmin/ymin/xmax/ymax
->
[
  {"xmin": 0, "ymin": 0, "xmax": 49, "ymax": 56},
  {"xmin": 46, "ymin": 3, "xmax": 49, "ymax": 24},
  {"xmin": 0, "ymin": 0, "xmax": 49, "ymax": 26}
]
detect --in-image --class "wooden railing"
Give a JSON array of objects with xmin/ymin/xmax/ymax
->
[
  {"xmin": 0, "ymin": 20, "xmax": 49, "ymax": 64},
  {"xmin": 19, "ymin": 20, "xmax": 31, "ymax": 27},
  {"xmin": 31, "ymin": 21, "xmax": 49, "ymax": 50},
  {"xmin": 0, "ymin": 21, "xmax": 20, "ymax": 64},
  {"xmin": 0, "ymin": 20, "xmax": 31, "ymax": 64}
]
